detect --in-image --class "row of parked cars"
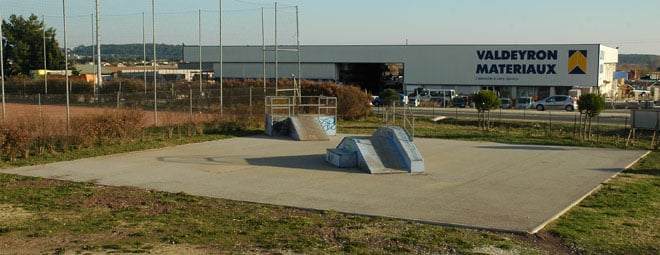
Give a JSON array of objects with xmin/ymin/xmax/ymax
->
[
  {"xmin": 373, "ymin": 93, "xmax": 579, "ymax": 112},
  {"xmin": 451, "ymin": 95, "xmax": 577, "ymax": 111}
]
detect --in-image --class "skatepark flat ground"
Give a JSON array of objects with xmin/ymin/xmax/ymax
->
[{"xmin": 1, "ymin": 135, "xmax": 649, "ymax": 233}]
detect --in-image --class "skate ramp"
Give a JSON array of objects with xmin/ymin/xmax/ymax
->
[
  {"xmin": 289, "ymin": 115, "xmax": 329, "ymax": 141},
  {"xmin": 326, "ymin": 126, "xmax": 424, "ymax": 174}
]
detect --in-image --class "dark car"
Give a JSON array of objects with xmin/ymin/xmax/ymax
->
[
  {"xmin": 451, "ymin": 96, "xmax": 467, "ymax": 108},
  {"xmin": 371, "ymin": 96, "xmax": 383, "ymax": 106}
]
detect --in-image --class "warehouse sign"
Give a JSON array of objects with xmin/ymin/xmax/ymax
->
[{"xmin": 475, "ymin": 50, "xmax": 559, "ymax": 75}]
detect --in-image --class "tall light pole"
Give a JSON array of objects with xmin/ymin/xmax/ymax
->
[
  {"xmin": 95, "ymin": 0, "xmax": 102, "ymax": 93},
  {"xmin": 63, "ymin": 0, "xmax": 70, "ymax": 131},
  {"xmin": 142, "ymin": 12, "xmax": 146, "ymax": 95},
  {"xmin": 0, "ymin": 10, "xmax": 5, "ymax": 122},
  {"xmin": 44, "ymin": 15, "xmax": 48, "ymax": 95},
  {"xmin": 219, "ymin": 0, "xmax": 223, "ymax": 116},
  {"xmin": 152, "ymin": 0, "xmax": 158, "ymax": 126},
  {"xmin": 199, "ymin": 9, "xmax": 202, "ymax": 93},
  {"xmin": 261, "ymin": 7, "xmax": 265, "ymax": 96}
]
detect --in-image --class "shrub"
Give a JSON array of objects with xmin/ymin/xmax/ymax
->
[
  {"xmin": 302, "ymin": 81, "xmax": 371, "ymax": 120},
  {"xmin": 578, "ymin": 93, "xmax": 606, "ymax": 140},
  {"xmin": 378, "ymin": 89, "xmax": 400, "ymax": 107},
  {"xmin": 71, "ymin": 109, "xmax": 146, "ymax": 148},
  {"xmin": 473, "ymin": 90, "xmax": 501, "ymax": 131}
]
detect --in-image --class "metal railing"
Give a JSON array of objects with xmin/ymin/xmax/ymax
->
[
  {"xmin": 265, "ymin": 95, "xmax": 337, "ymax": 117},
  {"xmin": 377, "ymin": 103, "xmax": 416, "ymax": 140}
]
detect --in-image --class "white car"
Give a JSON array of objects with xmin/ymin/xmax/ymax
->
[
  {"xmin": 532, "ymin": 95, "xmax": 578, "ymax": 111},
  {"xmin": 632, "ymin": 85, "xmax": 650, "ymax": 97}
]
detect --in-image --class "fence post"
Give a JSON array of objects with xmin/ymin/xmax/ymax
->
[
  {"xmin": 249, "ymin": 86, "xmax": 253, "ymax": 116},
  {"xmin": 189, "ymin": 87, "xmax": 193, "ymax": 123}
]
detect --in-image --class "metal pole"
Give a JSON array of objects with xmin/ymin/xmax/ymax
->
[
  {"xmin": 189, "ymin": 87, "xmax": 193, "ymax": 122},
  {"xmin": 90, "ymin": 13, "xmax": 94, "ymax": 97},
  {"xmin": 143, "ymin": 12, "xmax": 146, "ymax": 95},
  {"xmin": 198, "ymin": 9, "xmax": 202, "ymax": 93},
  {"xmin": 296, "ymin": 5, "xmax": 301, "ymax": 100},
  {"xmin": 261, "ymin": 7, "xmax": 266, "ymax": 96},
  {"xmin": 274, "ymin": 2, "xmax": 278, "ymax": 96},
  {"xmin": 152, "ymin": 0, "xmax": 158, "ymax": 126},
  {"xmin": 219, "ymin": 0, "xmax": 223, "ymax": 116},
  {"xmin": 0, "ymin": 10, "xmax": 5, "ymax": 122},
  {"xmin": 116, "ymin": 80, "xmax": 121, "ymax": 108},
  {"xmin": 44, "ymin": 15, "xmax": 48, "ymax": 95},
  {"xmin": 63, "ymin": 0, "xmax": 70, "ymax": 131},
  {"xmin": 95, "ymin": 0, "xmax": 102, "ymax": 91}
]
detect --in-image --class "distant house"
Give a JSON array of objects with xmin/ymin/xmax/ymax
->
[
  {"xmin": 31, "ymin": 69, "xmax": 73, "ymax": 79},
  {"xmin": 112, "ymin": 65, "xmax": 205, "ymax": 82},
  {"xmin": 73, "ymin": 64, "xmax": 115, "ymax": 84}
]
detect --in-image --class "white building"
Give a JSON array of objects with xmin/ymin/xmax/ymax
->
[{"xmin": 182, "ymin": 44, "xmax": 618, "ymax": 99}]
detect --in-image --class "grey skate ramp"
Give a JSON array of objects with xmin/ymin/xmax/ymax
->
[
  {"xmin": 1, "ymin": 136, "xmax": 648, "ymax": 233},
  {"xmin": 289, "ymin": 115, "xmax": 329, "ymax": 141}
]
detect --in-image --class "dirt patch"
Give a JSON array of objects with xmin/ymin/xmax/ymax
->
[
  {"xmin": 3, "ymin": 103, "xmax": 217, "ymax": 127},
  {"xmin": 0, "ymin": 204, "xmax": 33, "ymax": 226},
  {"xmin": 71, "ymin": 185, "xmax": 178, "ymax": 216},
  {"xmin": 0, "ymin": 233, "xmax": 216, "ymax": 255},
  {"xmin": 514, "ymin": 232, "xmax": 574, "ymax": 255}
]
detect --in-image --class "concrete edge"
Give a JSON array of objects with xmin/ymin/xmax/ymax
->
[
  {"xmin": 230, "ymin": 196, "xmax": 532, "ymax": 235},
  {"xmin": 528, "ymin": 149, "xmax": 652, "ymax": 234}
]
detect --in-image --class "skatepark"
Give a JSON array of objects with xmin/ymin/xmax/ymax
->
[{"xmin": 2, "ymin": 128, "xmax": 648, "ymax": 233}]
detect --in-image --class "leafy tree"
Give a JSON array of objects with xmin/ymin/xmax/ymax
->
[
  {"xmin": 2, "ymin": 14, "xmax": 65, "ymax": 77},
  {"xmin": 473, "ymin": 90, "xmax": 500, "ymax": 131},
  {"xmin": 379, "ymin": 88, "xmax": 400, "ymax": 107},
  {"xmin": 577, "ymin": 93, "xmax": 605, "ymax": 140}
]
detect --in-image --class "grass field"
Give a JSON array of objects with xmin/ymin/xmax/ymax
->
[{"xmin": 0, "ymin": 114, "xmax": 657, "ymax": 254}]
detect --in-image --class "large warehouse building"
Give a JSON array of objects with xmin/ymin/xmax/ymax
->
[{"xmin": 182, "ymin": 44, "xmax": 618, "ymax": 99}]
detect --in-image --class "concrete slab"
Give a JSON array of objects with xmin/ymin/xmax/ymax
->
[{"xmin": 1, "ymin": 135, "xmax": 648, "ymax": 233}]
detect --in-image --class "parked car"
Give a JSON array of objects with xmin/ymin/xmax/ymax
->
[
  {"xmin": 371, "ymin": 96, "xmax": 383, "ymax": 106},
  {"xmin": 631, "ymin": 85, "xmax": 650, "ymax": 97},
  {"xmin": 499, "ymin": 98, "xmax": 512, "ymax": 109},
  {"xmin": 408, "ymin": 94, "xmax": 421, "ymax": 106},
  {"xmin": 451, "ymin": 96, "xmax": 467, "ymax": 108},
  {"xmin": 371, "ymin": 94, "xmax": 408, "ymax": 106},
  {"xmin": 532, "ymin": 95, "xmax": 577, "ymax": 111},
  {"xmin": 517, "ymin": 97, "xmax": 535, "ymax": 109}
]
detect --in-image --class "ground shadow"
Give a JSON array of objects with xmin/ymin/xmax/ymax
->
[
  {"xmin": 590, "ymin": 168, "xmax": 625, "ymax": 173},
  {"xmin": 157, "ymin": 155, "xmax": 253, "ymax": 165},
  {"xmin": 624, "ymin": 168, "xmax": 660, "ymax": 176},
  {"xmin": 245, "ymin": 154, "xmax": 364, "ymax": 174},
  {"xmin": 157, "ymin": 154, "xmax": 363, "ymax": 174}
]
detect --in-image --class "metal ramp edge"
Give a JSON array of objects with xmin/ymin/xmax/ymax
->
[{"xmin": 378, "ymin": 126, "xmax": 425, "ymax": 173}]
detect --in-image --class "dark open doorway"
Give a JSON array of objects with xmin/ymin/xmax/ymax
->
[{"xmin": 337, "ymin": 63, "xmax": 403, "ymax": 94}]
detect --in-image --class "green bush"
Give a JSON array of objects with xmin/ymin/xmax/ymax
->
[
  {"xmin": 473, "ymin": 90, "xmax": 501, "ymax": 131},
  {"xmin": 379, "ymin": 89, "xmax": 400, "ymax": 106}
]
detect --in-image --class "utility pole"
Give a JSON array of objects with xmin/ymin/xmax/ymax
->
[
  {"xmin": 0, "ymin": 10, "xmax": 5, "ymax": 122},
  {"xmin": 63, "ymin": 0, "xmax": 71, "ymax": 131},
  {"xmin": 152, "ymin": 0, "xmax": 158, "ymax": 126},
  {"xmin": 95, "ymin": 0, "xmax": 102, "ymax": 94}
]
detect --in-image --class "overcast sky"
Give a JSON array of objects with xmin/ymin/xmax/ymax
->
[{"xmin": 2, "ymin": 0, "xmax": 659, "ymax": 54}]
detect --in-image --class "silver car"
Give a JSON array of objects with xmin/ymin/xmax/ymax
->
[{"xmin": 532, "ymin": 95, "xmax": 578, "ymax": 111}]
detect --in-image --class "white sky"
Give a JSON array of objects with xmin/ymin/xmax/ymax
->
[{"xmin": 2, "ymin": 0, "xmax": 659, "ymax": 54}]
